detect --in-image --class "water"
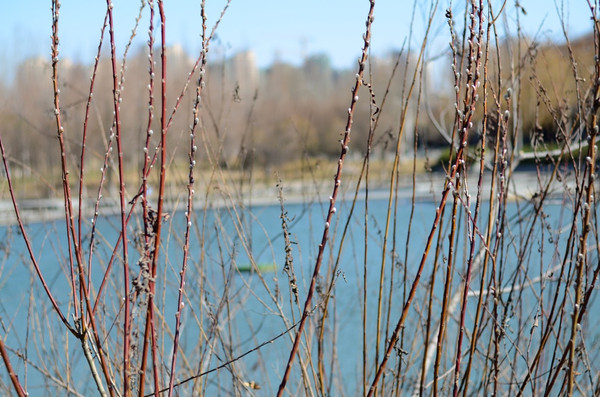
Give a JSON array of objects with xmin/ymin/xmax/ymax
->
[{"xmin": 0, "ymin": 190, "xmax": 597, "ymax": 395}]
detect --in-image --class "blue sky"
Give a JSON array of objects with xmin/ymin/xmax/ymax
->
[{"xmin": 0, "ymin": 0, "xmax": 595, "ymax": 73}]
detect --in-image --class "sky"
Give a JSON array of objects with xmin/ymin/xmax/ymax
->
[{"xmin": 0, "ymin": 0, "xmax": 595, "ymax": 75}]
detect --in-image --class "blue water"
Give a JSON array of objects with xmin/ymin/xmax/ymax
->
[{"xmin": 0, "ymin": 191, "xmax": 596, "ymax": 395}]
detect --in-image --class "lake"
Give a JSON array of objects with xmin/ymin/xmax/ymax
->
[{"xmin": 0, "ymin": 184, "xmax": 597, "ymax": 395}]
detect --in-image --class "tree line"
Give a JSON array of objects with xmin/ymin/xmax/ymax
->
[{"xmin": 0, "ymin": 32, "xmax": 593, "ymax": 195}]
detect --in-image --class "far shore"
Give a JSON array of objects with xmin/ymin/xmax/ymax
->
[{"xmin": 0, "ymin": 170, "xmax": 581, "ymax": 226}]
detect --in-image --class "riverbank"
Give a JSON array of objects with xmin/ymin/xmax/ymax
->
[{"xmin": 0, "ymin": 170, "xmax": 578, "ymax": 226}]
